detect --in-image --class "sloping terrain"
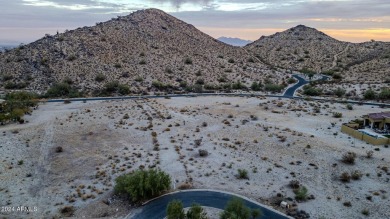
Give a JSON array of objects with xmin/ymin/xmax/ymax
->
[
  {"xmin": 245, "ymin": 25, "xmax": 349, "ymax": 72},
  {"xmin": 0, "ymin": 9, "xmax": 279, "ymax": 95}
]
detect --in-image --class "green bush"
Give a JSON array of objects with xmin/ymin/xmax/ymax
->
[
  {"xmin": 186, "ymin": 203, "xmax": 208, "ymax": 219},
  {"xmin": 45, "ymin": 83, "xmax": 82, "ymax": 98},
  {"xmin": 0, "ymin": 91, "xmax": 38, "ymax": 124},
  {"xmin": 364, "ymin": 89, "xmax": 376, "ymax": 100},
  {"xmin": 251, "ymin": 82, "xmax": 262, "ymax": 91},
  {"xmin": 100, "ymin": 81, "xmax": 130, "ymax": 95},
  {"xmin": 303, "ymin": 85, "xmax": 322, "ymax": 96},
  {"xmin": 333, "ymin": 88, "xmax": 346, "ymax": 97},
  {"xmin": 287, "ymin": 78, "xmax": 297, "ymax": 84},
  {"xmin": 265, "ymin": 83, "xmax": 284, "ymax": 93},
  {"xmin": 95, "ymin": 73, "xmax": 106, "ymax": 82},
  {"xmin": 167, "ymin": 200, "xmax": 185, "ymax": 219},
  {"xmin": 237, "ymin": 169, "xmax": 249, "ymax": 179},
  {"xmin": 115, "ymin": 169, "xmax": 171, "ymax": 202},
  {"xmin": 220, "ymin": 198, "xmax": 260, "ymax": 219},
  {"xmin": 378, "ymin": 88, "xmax": 390, "ymax": 100},
  {"xmin": 232, "ymin": 82, "xmax": 246, "ymax": 90},
  {"xmin": 294, "ymin": 186, "xmax": 308, "ymax": 201},
  {"xmin": 333, "ymin": 112, "xmax": 343, "ymax": 118}
]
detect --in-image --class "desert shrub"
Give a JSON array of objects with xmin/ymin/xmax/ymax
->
[
  {"xmin": 95, "ymin": 73, "xmax": 106, "ymax": 82},
  {"xmin": 228, "ymin": 58, "xmax": 235, "ymax": 63},
  {"xmin": 251, "ymin": 81, "xmax": 262, "ymax": 91},
  {"xmin": 2, "ymin": 75, "xmax": 13, "ymax": 81},
  {"xmin": 184, "ymin": 57, "xmax": 193, "ymax": 65},
  {"xmin": 351, "ymin": 170, "xmax": 362, "ymax": 180},
  {"xmin": 135, "ymin": 76, "xmax": 143, "ymax": 82},
  {"xmin": 333, "ymin": 112, "xmax": 343, "ymax": 118},
  {"xmin": 118, "ymin": 84, "xmax": 131, "ymax": 95},
  {"xmin": 334, "ymin": 88, "xmax": 346, "ymax": 97},
  {"xmin": 186, "ymin": 203, "xmax": 208, "ymax": 219},
  {"xmin": 265, "ymin": 83, "xmax": 284, "ymax": 92},
  {"xmin": 179, "ymin": 81, "xmax": 188, "ymax": 88},
  {"xmin": 361, "ymin": 209, "xmax": 370, "ymax": 216},
  {"xmin": 366, "ymin": 150, "xmax": 373, "ymax": 158},
  {"xmin": 364, "ymin": 89, "xmax": 376, "ymax": 100},
  {"xmin": 152, "ymin": 81, "xmax": 168, "ymax": 90},
  {"xmin": 332, "ymin": 74, "xmax": 342, "ymax": 80},
  {"xmin": 247, "ymin": 57, "xmax": 255, "ymax": 63},
  {"xmin": 303, "ymin": 85, "xmax": 322, "ymax": 96},
  {"xmin": 340, "ymin": 172, "xmax": 351, "ymax": 182},
  {"xmin": 114, "ymin": 169, "xmax": 171, "ymax": 202},
  {"xmin": 139, "ymin": 60, "xmax": 146, "ymax": 65},
  {"xmin": 294, "ymin": 186, "xmax": 308, "ymax": 201},
  {"xmin": 4, "ymin": 81, "xmax": 27, "ymax": 89},
  {"xmin": 60, "ymin": 206, "xmax": 75, "ymax": 217},
  {"xmin": 45, "ymin": 83, "xmax": 81, "ymax": 98},
  {"xmin": 237, "ymin": 169, "xmax": 249, "ymax": 179},
  {"xmin": 55, "ymin": 146, "xmax": 63, "ymax": 153},
  {"xmin": 166, "ymin": 200, "xmax": 185, "ymax": 219},
  {"xmin": 220, "ymin": 198, "xmax": 250, "ymax": 219},
  {"xmin": 346, "ymin": 104, "xmax": 353, "ymax": 110},
  {"xmin": 198, "ymin": 149, "xmax": 208, "ymax": 157},
  {"xmin": 232, "ymin": 81, "xmax": 246, "ymax": 90},
  {"xmin": 342, "ymin": 152, "xmax": 357, "ymax": 164},
  {"xmin": 67, "ymin": 54, "xmax": 76, "ymax": 61},
  {"xmin": 289, "ymin": 180, "xmax": 300, "ymax": 189},
  {"xmin": 195, "ymin": 78, "xmax": 205, "ymax": 85},
  {"xmin": 287, "ymin": 77, "xmax": 297, "ymax": 84},
  {"xmin": 378, "ymin": 88, "xmax": 390, "ymax": 100},
  {"xmin": 114, "ymin": 63, "xmax": 122, "ymax": 68}
]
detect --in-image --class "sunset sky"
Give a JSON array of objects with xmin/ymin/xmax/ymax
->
[{"xmin": 1, "ymin": 0, "xmax": 389, "ymax": 45}]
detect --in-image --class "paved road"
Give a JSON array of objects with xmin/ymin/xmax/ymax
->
[
  {"xmin": 129, "ymin": 190, "xmax": 291, "ymax": 219},
  {"xmin": 283, "ymin": 75, "xmax": 309, "ymax": 97},
  {"xmin": 283, "ymin": 74, "xmax": 330, "ymax": 97}
]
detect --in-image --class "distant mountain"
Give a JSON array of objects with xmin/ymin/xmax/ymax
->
[
  {"xmin": 217, "ymin": 37, "xmax": 252, "ymax": 47},
  {"xmin": 0, "ymin": 9, "xmax": 276, "ymax": 95},
  {"xmin": 0, "ymin": 45, "xmax": 16, "ymax": 52}
]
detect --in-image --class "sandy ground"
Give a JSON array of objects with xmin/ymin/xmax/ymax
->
[{"xmin": 0, "ymin": 96, "xmax": 389, "ymax": 219}]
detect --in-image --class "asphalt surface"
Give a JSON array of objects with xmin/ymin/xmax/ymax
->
[
  {"xmin": 130, "ymin": 190, "xmax": 291, "ymax": 219},
  {"xmin": 283, "ymin": 75, "xmax": 309, "ymax": 97}
]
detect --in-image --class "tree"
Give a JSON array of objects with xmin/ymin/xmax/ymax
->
[
  {"xmin": 167, "ymin": 200, "xmax": 185, "ymax": 219},
  {"xmin": 364, "ymin": 89, "xmax": 376, "ymax": 100},
  {"xmin": 250, "ymin": 82, "xmax": 261, "ymax": 91},
  {"xmin": 251, "ymin": 209, "xmax": 262, "ymax": 219},
  {"xmin": 220, "ymin": 198, "xmax": 251, "ymax": 219},
  {"xmin": 333, "ymin": 88, "xmax": 346, "ymax": 97},
  {"xmin": 187, "ymin": 203, "xmax": 208, "ymax": 219},
  {"xmin": 114, "ymin": 169, "xmax": 171, "ymax": 202}
]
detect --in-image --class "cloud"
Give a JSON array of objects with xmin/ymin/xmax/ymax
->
[{"xmin": 150, "ymin": 0, "xmax": 213, "ymax": 8}]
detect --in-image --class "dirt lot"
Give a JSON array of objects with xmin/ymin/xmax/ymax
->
[{"xmin": 0, "ymin": 96, "xmax": 389, "ymax": 219}]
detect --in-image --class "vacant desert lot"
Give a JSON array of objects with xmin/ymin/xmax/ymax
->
[{"xmin": 0, "ymin": 96, "xmax": 389, "ymax": 219}]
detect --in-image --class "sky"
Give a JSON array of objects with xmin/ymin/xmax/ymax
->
[{"xmin": 0, "ymin": 0, "xmax": 389, "ymax": 45}]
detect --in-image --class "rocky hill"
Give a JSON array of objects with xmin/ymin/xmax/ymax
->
[
  {"xmin": 245, "ymin": 25, "xmax": 390, "ymax": 99},
  {"xmin": 245, "ymin": 25, "xmax": 350, "ymax": 72},
  {"xmin": 0, "ymin": 9, "xmax": 280, "ymax": 95}
]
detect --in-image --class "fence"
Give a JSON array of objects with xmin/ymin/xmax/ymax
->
[{"xmin": 341, "ymin": 124, "xmax": 389, "ymax": 145}]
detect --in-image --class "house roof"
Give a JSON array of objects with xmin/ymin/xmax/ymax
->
[{"xmin": 366, "ymin": 111, "xmax": 390, "ymax": 120}]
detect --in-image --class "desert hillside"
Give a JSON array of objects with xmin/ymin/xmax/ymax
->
[
  {"xmin": 0, "ymin": 9, "xmax": 280, "ymax": 95},
  {"xmin": 245, "ymin": 25, "xmax": 390, "ymax": 76}
]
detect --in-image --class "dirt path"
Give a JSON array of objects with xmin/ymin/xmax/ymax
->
[{"xmin": 331, "ymin": 44, "xmax": 350, "ymax": 69}]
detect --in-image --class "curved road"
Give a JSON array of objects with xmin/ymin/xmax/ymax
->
[
  {"xmin": 128, "ymin": 190, "xmax": 292, "ymax": 219},
  {"xmin": 283, "ymin": 74, "xmax": 330, "ymax": 97}
]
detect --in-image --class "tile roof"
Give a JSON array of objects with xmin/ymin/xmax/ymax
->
[{"xmin": 367, "ymin": 111, "xmax": 390, "ymax": 120}]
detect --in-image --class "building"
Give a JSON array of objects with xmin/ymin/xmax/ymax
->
[{"xmin": 363, "ymin": 111, "xmax": 390, "ymax": 131}]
